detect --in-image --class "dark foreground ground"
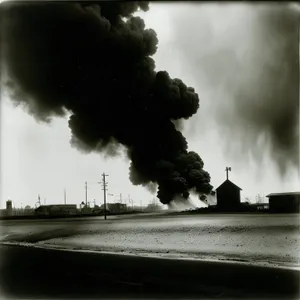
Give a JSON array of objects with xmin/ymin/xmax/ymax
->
[{"xmin": 0, "ymin": 245, "xmax": 299, "ymax": 300}]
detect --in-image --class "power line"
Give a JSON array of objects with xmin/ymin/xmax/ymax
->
[{"xmin": 107, "ymin": 193, "xmax": 114, "ymax": 203}]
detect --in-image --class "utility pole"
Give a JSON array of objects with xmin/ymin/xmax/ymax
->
[
  {"xmin": 85, "ymin": 181, "xmax": 88, "ymax": 206},
  {"xmin": 225, "ymin": 167, "xmax": 231, "ymax": 180},
  {"xmin": 64, "ymin": 188, "xmax": 67, "ymax": 205},
  {"xmin": 128, "ymin": 194, "xmax": 133, "ymax": 210},
  {"xmin": 298, "ymin": 21, "xmax": 300, "ymax": 177},
  {"xmin": 101, "ymin": 173, "xmax": 108, "ymax": 220},
  {"xmin": 119, "ymin": 193, "xmax": 122, "ymax": 204}
]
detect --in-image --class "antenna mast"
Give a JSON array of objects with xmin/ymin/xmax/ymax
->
[{"xmin": 225, "ymin": 167, "xmax": 231, "ymax": 180}]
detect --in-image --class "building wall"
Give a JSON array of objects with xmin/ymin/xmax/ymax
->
[
  {"xmin": 217, "ymin": 185, "xmax": 241, "ymax": 210},
  {"xmin": 6, "ymin": 201, "xmax": 13, "ymax": 216},
  {"xmin": 269, "ymin": 195, "xmax": 300, "ymax": 213},
  {"xmin": 106, "ymin": 203, "xmax": 127, "ymax": 213},
  {"xmin": 0, "ymin": 209, "xmax": 7, "ymax": 217},
  {"xmin": 49, "ymin": 205, "xmax": 77, "ymax": 215},
  {"xmin": 35, "ymin": 205, "xmax": 77, "ymax": 216}
]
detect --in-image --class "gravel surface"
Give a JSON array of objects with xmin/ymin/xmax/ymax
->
[{"xmin": 1, "ymin": 213, "xmax": 299, "ymax": 268}]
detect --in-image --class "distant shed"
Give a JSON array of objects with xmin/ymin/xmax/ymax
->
[
  {"xmin": 216, "ymin": 180, "xmax": 242, "ymax": 211},
  {"xmin": 35, "ymin": 204, "xmax": 77, "ymax": 216},
  {"xmin": 266, "ymin": 192, "xmax": 300, "ymax": 213}
]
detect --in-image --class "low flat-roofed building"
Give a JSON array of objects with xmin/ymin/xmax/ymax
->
[
  {"xmin": 266, "ymin": 192, "xmax": 300, "ymax": 213},
  {"xmin": 35, "ymin": 204, "xmax": 77, "ymax": 216},
  {"xmin": 248, "ymin": 203, "xmax": 269, "ymax": 211},
  {"xmin": 99, "ymin": 203, "xmax": 127, "ymax": 213},
  {"xmin": 0, "ymin": 209, "xmax": 8, "ymax": 217}
]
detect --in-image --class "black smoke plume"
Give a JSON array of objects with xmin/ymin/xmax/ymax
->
[{"xmin": 1, "ymin": 2, "xmax": 213, "ymax": 204}]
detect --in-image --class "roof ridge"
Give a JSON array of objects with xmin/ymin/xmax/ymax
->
[{"xmin": 216, "ymin": 179, "xmax": 242, "ymax": 190}]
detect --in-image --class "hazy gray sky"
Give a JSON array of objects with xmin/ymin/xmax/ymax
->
[{"xmin": 1, "ymin": 2, "xmax": 299, "ymax": 209}]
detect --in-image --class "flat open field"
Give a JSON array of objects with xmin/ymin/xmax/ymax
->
[{"xmin": 1, "ymin": 213, "xmax": 299, "ymax": 267}]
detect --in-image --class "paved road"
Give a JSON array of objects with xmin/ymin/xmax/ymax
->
[
  {"xmin": 1, "ymin": 213, "xmax": 299, "ymax": 268},
  {"xmin": 1, "ymin": 244, "xmax": 299, "ymax": 299}
]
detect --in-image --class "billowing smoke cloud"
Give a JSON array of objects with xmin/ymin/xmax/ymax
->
[
  {"xmin": 0, "ymin": 2, "xmax": 213, "ymax": 204},
  {"xmin": 167, "ymin": 3, "xmax": 299, "ymax": 176},
  {"xmin": 168, "ymin": 194, "xmax": 207, "ymax": 212}
]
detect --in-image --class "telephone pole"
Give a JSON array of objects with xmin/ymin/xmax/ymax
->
[
  {"xmin": 101, "ymin": 173, "xmax": 108, "ymax": 220},
  {"xmin": 298, "ymin": 21, "xmax": 300, "ymax": 177},
  {"xmin": 128, "ymin": 194, "xmax": 133, "ymax": 210},
  {"xmin": 64, "ymin": 188, "xmax": 67, "ymax": 205},
  {"xmin": 85, "ymin": 181, "xmax": 88, "ymax": 206},
  {"xmin": 119, "ymin": 193, "xmax": 122, "ymax": 204}
]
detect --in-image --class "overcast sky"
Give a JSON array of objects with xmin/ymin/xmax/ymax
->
[{"xmin": 1, "ymin": 2, "xmax": 299, "ymax": 209}]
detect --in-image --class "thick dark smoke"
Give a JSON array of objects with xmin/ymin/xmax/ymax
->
[
  {"xmin": 168, "ymin": 3, "xmax": 299, "ymax": 176},
  {"xmin": 1, "ymin": 2, "xmax": 213, "ymax": 204}
]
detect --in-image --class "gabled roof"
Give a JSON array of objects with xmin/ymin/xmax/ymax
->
[
  {"xmin": 266, "ymin": 192, "xmax": 300, "ymax": 197},
  {"xmin": 216, "ymin": 179, "xmax": 242, "ymax": 191}
]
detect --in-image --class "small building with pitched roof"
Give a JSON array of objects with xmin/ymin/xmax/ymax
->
[{"xmin": 216, "ymin": 179, "xmax": 242, "ymax": 211}]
